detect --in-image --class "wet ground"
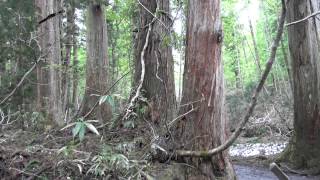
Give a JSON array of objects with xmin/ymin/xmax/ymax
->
[
  {"xmin": 230, "ymin": 141, "xmax": 320, "ymax": 179},
  {"xmin": 235, "ymin": 164, "xmax": 320, "ymax": 180}
]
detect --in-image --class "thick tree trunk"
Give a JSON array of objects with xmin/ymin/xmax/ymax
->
[
  {"xmin": 35, "ymin": 0, "xmax": 64, "ymax": 126},
  {"xmin": 134, "ymin": 0, "xmax": 176, "ymax": 127},
  {"xmin": 174, "ymin": 0, "xmax": 235, "ymax": 179},
  {"xmin": 80, "ymin": 3, "xmax": 112, "ymax": 123},
  {"xmin": 282, "ymin": 0, "xmax": 320, "ymax": 172}
]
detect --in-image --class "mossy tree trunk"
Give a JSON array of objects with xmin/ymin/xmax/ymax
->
[
  {"xmin": 174, "ymin": 0, "xmax": 235, "ymax": 179},
  {"xmin": 282, "ymin": 0, "xmax": 320, "ymax": 172}
]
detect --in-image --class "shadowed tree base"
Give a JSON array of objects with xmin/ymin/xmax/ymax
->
[{"xmin": 278, "ymin": 136, "xmax": 320, "ymax": 175}]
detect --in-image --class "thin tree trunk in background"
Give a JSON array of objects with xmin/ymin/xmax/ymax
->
[
  {"xmin": 80, "ymin": 2, "xmax": 112, "ymax": 123},
  {"xmin": 175, "ymin": 0, "xmax": 235, "ymax": 178},
  {"xmin": 72, "ymin": 10, "xmax": 79, "ymax": 109},
  {"xmin": 234, "ymin": 48, "xmax": 242, "ymax": 89},
  {"xmin": 281, "ymin": 40, "xmax": 293, "ymax": 92},
  {"xmin": 178, "ymin": 49, "xmax": 183, "ymax": 102},
  {"xmin": 134, "ymin": 0, "xmax": 177, "ymax": 127},
  {"xmin": 260, "ymin": 3, "xmax": 282, "ymax": 94},
  {"xmin": 35, "ymin": 0, "xmax": 64, "ymax": 126},
  {"xmin": 72, "ymin": 33, "xmax": 79, "ymax": 108},
  {"xmin": 281, "ymin": 0, "xmax": 320, "ymax": 172},
  {"xmin": 110, "ymin": 39, "xmax": 116, "ymax": 84},
  {"xmin": 0, "ymin": 64, "xmax": 4, "ymax": 87},
  {"xmin": 62, "ymin": 0, "xmax": 75, "ymax": 122},
  {"xmin": 249, "ymin": 20, "xmax": 262, "ymax": 74},
  {"xmin": 108, "ymin": 9, "xmax": 120, "ymax": 87},
  {"xmin": 249, "ymin": 19, "xmax": 271, "ymax": 95}
]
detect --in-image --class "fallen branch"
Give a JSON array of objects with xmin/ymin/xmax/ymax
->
[
  {"xmin": 173, "ymin": 0, "xmax": 287, "ymax": 158},
  {"xmin": 285, "ymin": 10, "xmax": 320, "ymax": 27},
  {"xmin": 270, "ymin": 163, "xmax": 289, "ymax": 180}
]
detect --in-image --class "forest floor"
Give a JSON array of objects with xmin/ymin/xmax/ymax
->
[
  {"xmin": 0, "ymin": 90, "xmax": 317, "ymax": 179},
  {"xmin": 1, "ymin": 123, "xmax": 320, "ymax": 180}
]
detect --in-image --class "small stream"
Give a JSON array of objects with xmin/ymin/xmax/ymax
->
[
  {"xmin": 234, "ymin": 164, "xmax": 320, "ymax": 180},
  {"xmin": 229, "ymin": 142, "xmax": 320, "ymax": 179},
  {"xmin": 229, "ymin": 142, "xmax": 287, "ymax": 157}
]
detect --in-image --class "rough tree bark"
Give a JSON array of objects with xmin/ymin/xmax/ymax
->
[
  {"xmin": 281, "ymin": 0, "xmax": 320, "ymax": 173},
  {"xmin": 133, "ymin": 0, "xmax": 176, "ymax": 127},
  {"xmin": 80, "ymin": 2, "xmax": 112, "ymax": 123},
  {"xmin": 174, "ymin": 0, "xmax": 235, "ymax": 179},
  {"xmin": 62, "ymin": 0, "xmax": 76, "ymax": 122},
  {"xmin": 35, "ymin": 0, "xmax": 64, "ymax": 126}
]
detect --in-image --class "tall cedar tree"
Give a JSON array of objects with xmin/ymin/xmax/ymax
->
[
  {"xmin": 175, "ymin": 0, "xmax": 235, "ymax": 179},
  {"xmin": 80, "ymin": 2, "xmax": 112, "ymax": 123},
  {"xmin": 282, "ymin": 0, "xmax": 320, "ymax": 172},
  {"xmin": 35, "ymin": 0, "xmax": 64, "ymax": 126}
]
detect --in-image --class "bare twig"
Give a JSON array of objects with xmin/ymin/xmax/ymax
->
[
  {"xmin": 173, "ymin": 0, "xmax": 287, "ymax": 158},
  {"xmin": 0, "ymin": 57, "xmax": 42, "ymax": 106},
  {"xmin": 38, "ymin": 10, "xmax": 64, "ymax": 25},
  {"xmin": 285, "ymin": 10, "xmax": 320, "ymax": 27},
  {"xmin": 169, "ymin": 105, "xmax": 198, "ymax": 126},
  {"xmin": 0, "ymin": 108, "xmax": 4, "ymax": 124},
  {"xmin": 137, "ymin": 0, "xmax": 169, "ymax": 31},
  {"xmin": 80, "ymin": 70, "xmax": 132, "ymax": 119},
  {"xmin": 9, "ymin": 167, "xmax": 42, "ymax": 179}
]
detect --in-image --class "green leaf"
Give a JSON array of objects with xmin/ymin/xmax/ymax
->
[
  {"xmin": 106, "ymin": 95, "xmax": 115, "ymax": 110},
  {"xmin": 99, "ymin": 95, "xmax": 115, "ymax": 112},
  {"xmin": 72, "ymin": 122, "xmax": 82, "ymax": 137},
  {"xmin": 99, "ymin": 95, "xmax": 108, "ymax": 105},
  {"xmin": 85, "ymin": 122, "xmax": 100, "ymax": 136},
  {"xmin": 78, "ymin": 124, "xmax": 86, "ymax": 141}
]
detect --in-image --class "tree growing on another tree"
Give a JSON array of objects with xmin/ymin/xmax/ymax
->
[{"xmin": 132, "ymin": 0, "xmax": 176, "ymax": 128}]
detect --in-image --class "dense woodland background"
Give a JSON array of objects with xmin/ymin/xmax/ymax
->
[{"xmin": 0, "ymin": 0, "xmax": 320, "ymax": 179}]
